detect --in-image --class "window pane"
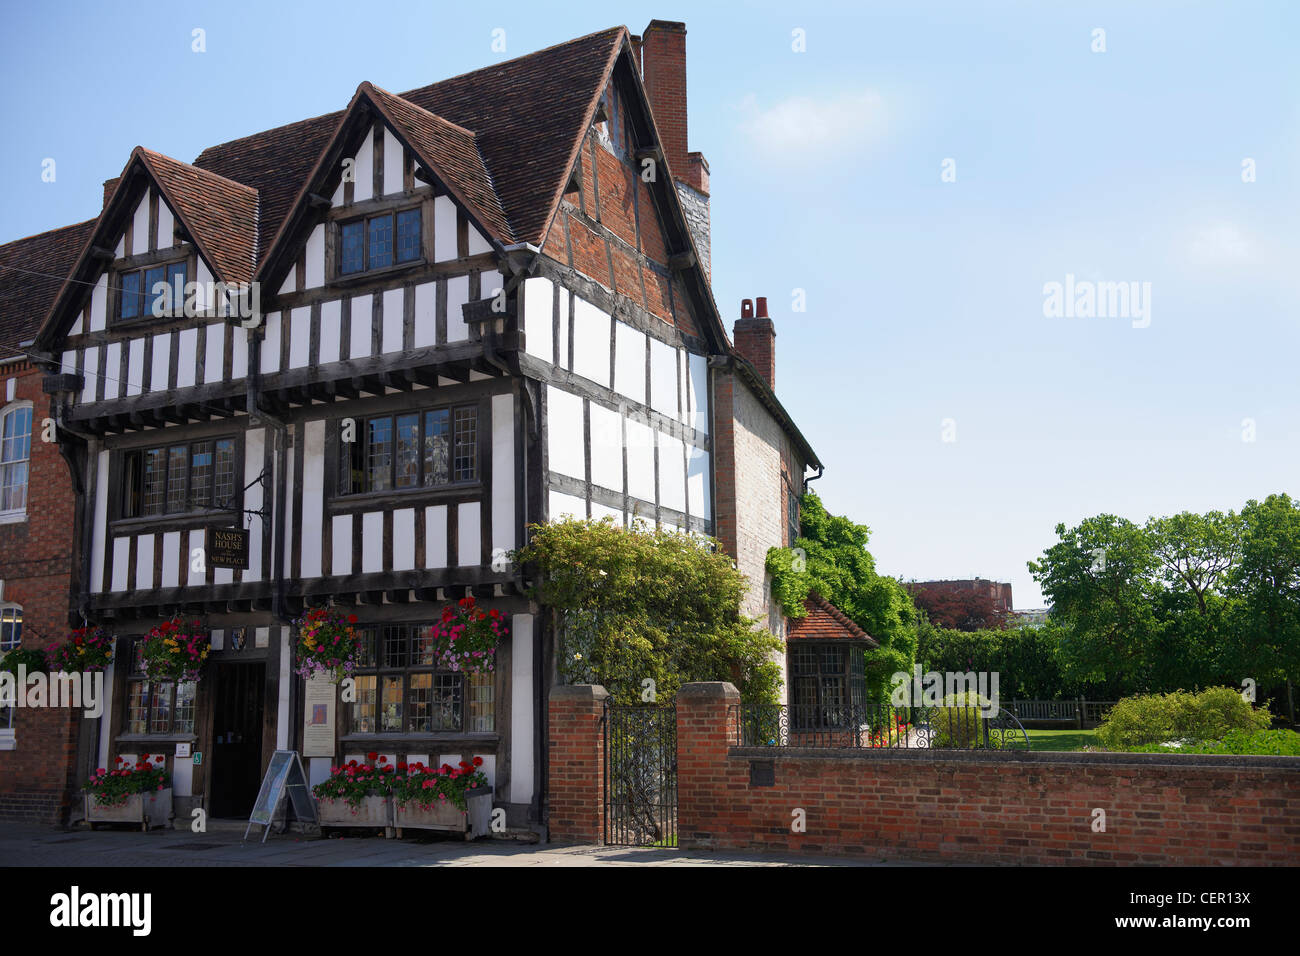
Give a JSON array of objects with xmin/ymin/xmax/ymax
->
[
  {"xmin": 368, "ymin": 216, "xmax": 393, "ymax": 270},
  {"xmin": 166, "ymin": 261, "xmax": 187, "ymax": 314},
  {"xmin": 413, "ymin": 626, "xmax": 434, "ymax": 666},
  {"xmin": 395, "ymin": 414, "xmax": 420, "ymax": 488},
  {"xmin": 174, "ymin": 682, "xmax": 196, "ymax": 735},
  {"xmin": 432, "ymin": 673, "xmax": 462, "ymax": 732},
  {"xmin": 127, "ymin": 681, "xmax": 151, "ymax": 734},
  {"xmin": 351, "ymin": 675, "xmax": 376, "ymax": 734},
  {"xmin": 468, "ymin": 672, "xmax": 494, "ymax": 732},
  {"xmin": 166, "ymin": 445, "xmax": 188, "ymax": 513},
  {"xmin": 366, "ymin": 417, "xmax": 393, "ymax": 492},
  {"xmin": 150, "ymin": 682, "xmax": 174, "ymax": 733},
  {"xmin": 214, "ymin": 439, "xmax": 236, "ymax": 506},
  {"xmin": 453, "ymin": 407, "xmax": 477, "ymax": 481},
  {"xmin": 382, "ymin": 624, "xmax": 408, "ymax": 669},
  {"xmin": 143, "ymin": 449, "xmax": 167, "ymax": 515},
  {"xmin": 340, "ymin": 222, "xmax": 364, "ymax": 275},
  {"xmin": 120, "ymin": 271, "xmax": 141, "ymax": 319},
  {"xmin": 122, "ymin": 450, "xmax": 141, "ymax": 518},
  {"xmin": 1, "ymin": 407, "xmax": 31, "ymax": 463},
  {"xmin": 395, "ymin": 209, "xmax": 421, "ymax": 263},
  {"xmin": 190, "ymin": 441, "xmax": 213, "ymax": 509},
  {"xmin": 423, "ymin": 409, "xmax": 449, "ymax": 486},
  {"xmin": 144, "ymin": 265, "xmax": 167, "ymax": 318},
  {"xmin": 380, "ymin": 676, "xmax": 402, "ymax": 731},
  {"xmin": 408, "ymin": 673, "xmax": 432, "ymax": 733},
  {"xmin": 354, "ymin": 627, "xmax": 377, "ymax": 668},
  {"xmin": 0, "ymin": 462, "xmax": 26, "ymax": 513},
  {"xmin": 0, "ymin": 607, "xmax": 21, "ymax": 652}
]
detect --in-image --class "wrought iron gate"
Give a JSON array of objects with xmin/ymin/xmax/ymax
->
[{"xmin": 604, "ymin": 702, "xmax": 677, "ymax": 847}]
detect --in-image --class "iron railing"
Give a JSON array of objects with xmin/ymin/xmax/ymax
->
[{"xmin": 732, "ymin": 703, "xmax": 1031, "ymax": 751}]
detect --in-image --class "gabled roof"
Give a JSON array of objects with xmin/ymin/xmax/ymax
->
[
  {"xmin": 0, "ymin": 220, "xmax": 96, "ymax": 361},
  {"xmin": 787, "ymin": 592, "xmax": 877, "ymax": 646},
  {"xmin": 35, "ymin": 148, "xmax": 258, "ymax": 349}
]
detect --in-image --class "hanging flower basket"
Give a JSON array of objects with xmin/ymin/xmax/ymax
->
[
  {"xmin": 140, "ymin": 616, "xmax": 209, "ymax": 682},
  {"xmin": 48, "ymin": 626, "xmax": 114, "ymax": 673},
  {"xmin": 294, "ymin": 606, "xmax": 361, "ymax": 682},
  {"xmin": 427, "ymin": 596, "xmax": 507, "ymax": 675}
]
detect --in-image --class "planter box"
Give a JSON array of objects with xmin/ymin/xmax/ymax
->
[
  {"xmin": 317, "ymin": 794, "xmax": 392, "ymax": 828},
  {"xmin": 85, "ymin": 788, "xmax": 172, "ymax": 831},
  {"xmin": 393, "ymin": 787, "xmax": 492, "ymax": 839}
]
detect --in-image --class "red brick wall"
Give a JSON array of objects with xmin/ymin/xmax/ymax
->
[
  {"xmin": 674, "ymin": 683, "xmax": 1300, "ymax": 865},
  {"xmin": 0, "ymin": 361, "xmax": 80, "ymax": 824},
  {"xmin": 733, "ymin": 318, "xmax": 776, "ymax": 390},
  {"xmin": 546, "ymin": 684, "xmax": 608, "ymax": 844}
]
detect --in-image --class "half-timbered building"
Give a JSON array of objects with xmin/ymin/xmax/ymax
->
[{"xmin": 23, "ymin": 20, "xmax": 822, "ymax": 831}]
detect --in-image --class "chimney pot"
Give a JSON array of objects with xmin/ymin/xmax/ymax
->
[
  {"xmin": 741, "ymin": 298, "xmax": 754, "ymax": 319},
  {"xmin": 755, "ymin": 296, "xmax": 768, "ymax": 319}
]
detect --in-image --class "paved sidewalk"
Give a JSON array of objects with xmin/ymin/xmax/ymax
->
[{"xmin": 0, "ymin": 821, "xmax": 905, "ymax": 867}]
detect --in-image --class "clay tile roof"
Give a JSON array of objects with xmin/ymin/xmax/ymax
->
[
  {"xmin": 136, "ymin": 148, "xmax": 259, "ymax": 285},
  {"xmin": 363, "ymin": 83, "xmax": 512, "ymax": 243},
  {"xmin": 787, "ymin": 593, "xmax": 878, "ymax": 647},
  {"xmin": 0, "ymin": 220, "xmax": 97, "ymax": 361},
  {"xmin": 192, "ymin": 26, "xmax": 624, "ymax": 262}
]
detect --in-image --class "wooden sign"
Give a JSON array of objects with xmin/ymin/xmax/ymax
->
[
  {"xmin": 207, "ymin": 527, "xmax": 249, "ymax": 570},
  {"xmin": 244, "ymin": 750, "xmax": 317, "ymax": 843}
]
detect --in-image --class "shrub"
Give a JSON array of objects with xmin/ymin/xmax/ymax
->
[
  {"xmin": 1097, "ymin": 687, "xmax": 1271, "ymax": 749},
  {"xmin": 927, "ymin": 692, "xmax": 997, "ymax": 749},
  {"xmin": 1169, "ymin": 729, "xmax": 1300, "ymax": 756},
  {"xmin": 0, "ymin": 647, "xmax": 47, "ymax": 676}
]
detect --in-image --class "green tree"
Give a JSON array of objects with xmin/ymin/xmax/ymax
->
[
  {"xmin": 514, "ymin": 517, "xmax": 782, "ymax": 708},
  {"xmin": 767, "ymin": 491, "xmax": 918, "ymax": 707}
]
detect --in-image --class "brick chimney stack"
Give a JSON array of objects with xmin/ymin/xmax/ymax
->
[
  {"xmin": 635, "ymin": 20, "xmax": 711, "ymax": 280},
  {"xmin": 734, "ymin": 297, "xmax": 776, "ymax": 390}
]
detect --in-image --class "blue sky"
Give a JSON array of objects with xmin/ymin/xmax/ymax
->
[{"xmin": 3, "ymin": 1, "xmax": 1296, "ymax": 606}]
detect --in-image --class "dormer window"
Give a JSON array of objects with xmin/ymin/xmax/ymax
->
[
  {"xmin": 118, "ymin": 260, "xmax": 187, "ymax": 321},
  {"xmin": 339, "ymin": 207, "xmax": 422, "ymax": 276}
]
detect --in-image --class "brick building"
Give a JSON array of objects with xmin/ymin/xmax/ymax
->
[
  {"xmin": 9, "ymin": 19, "xmax": 825, "ymax": 831},
  {"xmin": 0, "ymin": 220, "xmax": 97, "ymax": 822}
]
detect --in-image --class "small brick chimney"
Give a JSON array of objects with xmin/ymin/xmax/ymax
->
[
  {"xmin": 635, "ymin": 20, "xmax": 711, "ymax": 279},
  {"xmin": 103, "ymin": 177, "xmax": 121, "ymax": 208},
  {"xmin": 734, "ymin": 297, "xmax": 776, "ymax": 390}
]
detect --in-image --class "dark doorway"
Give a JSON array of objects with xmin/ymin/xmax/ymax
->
[{"xmin": 209, "ymin": 662, "xmax": 265, "ymax": 818}]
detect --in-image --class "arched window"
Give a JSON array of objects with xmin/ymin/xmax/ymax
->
[{"xmin": 0, "ymin": 403, "xmax": 33, "ymax": 517}]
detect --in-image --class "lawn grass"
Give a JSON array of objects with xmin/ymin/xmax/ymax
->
[{"xmin": 1025, "ymin": 728, "xmax": 1100, "ymax": 752}]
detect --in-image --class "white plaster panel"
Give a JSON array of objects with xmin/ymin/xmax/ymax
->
[
  {"xmin": 187, "ymin": 529, "xmax": 205, "ymax": 587},
  {"xmin": 289, "ymin": 306, "xmax": 311, "ymax": 368},
  {"xmin": 350, "ymin": 295, "xmax": 372, "ymax": 359},
  {"xmin": 590, "ymin": 502, "xmax": 623, "ymax": 525},
  {"xmin": 126, "ymin": 339, "xmax": 144, "ymax": 396},
  {"xmin": 650, "ymin": 338, "xmax": 678, "ymax": 417},
  {"xmin": 305, "ymin": 224, "xmax": 325, "ymax": 288},
  {"xmin": 90, "ymin": 274, "xmax": 107, "ymax": 332},
  {"xmin": 215, "ymin": 567, "xmax": 233, "ymax": 586},
  {"xmin": 589, "ymin": 402, "xmax": 622, "ymax": 493},
  {"xmin": 446, "ymin": 275, "xmax": 469, "ymax": 342},
  {"xmin": 81, "ymin": 346, "xmax": 98, "ymax": 403},
  {"xmin": 203, "ymin": 325, "xmax": 224, "ymax": 385},
  {"xmin": 132, "ymin": 195, "xmax": 150, "ymax": 252},
  {"xmin": 383, "ymin": 126, "xmax": 404, "ymax": 196},
  {"xmin": 301, "ymin": 421, "xmax": 325, "ymax": 578},
  {"xmin": 362, "ymin": 511, "xmax": 383, "ymax": 574},
  {"xmin": 157, "ymin": 201, "xmax": 174, "ymax": 249},
  {"xmin": 392, "ymin": 507, "xmax": 415, "ymax": 571},
  {"xmin": 69, "ymin": 314, "xmax": 81, "ymax": 335},
  {"xmin": 491, "ymin": 394, "xmax": 515, "ymax": 554},
  {"xmin": 319, "ymin": 300, "xmax": 341, "ymax": 364},
  {"xmin": 548, "ymin": 490, "xmax": 586, "ymax": 521},
  {"xmin": 523, "ymin": 277, "xmax": 553, "ymax": 362},
  {"xmin": 413, "ymin": 282, "xmax": 436, "ymax": 348},
  {"xmin": 89, "ymin": 451, "xmax": 109, "ymax": 593},
  {"xmin": 688, "ymin": 352, "xmax": 709, "ymax": 434},
  {"xmin": 231, "ymin": 326, "xmax": 248, "ymax": 379},
  {"xmin": 278, "ymin": 272, "xmax": 296, "ymax": 296},
  {"xmin": 195, "ymin": 260, "xmax": 214, "ymax": 314},
  {"xmin": 353, "ymin": 132, "xmax": 373, "ymax": 203},
  {"xmin": 425, "ymin": 505, "xmax": 448, "ymax": 568},
  {"xmin": 658, "ymin": 433, "xmax": 686, "ymax": 513},
  {"xmin": 509, "ymin": 614, "xmax": 534, "ymax": 804},
  {"xmin": 625, "ymin": 418, "xmax": 655, "ymax": 503},
  {"xmin": 433, "ymin": 195, "xmax": 457, "ymax": 261},
  {"xmin": 382, "ymin": 288, "xmax": 404, "ymax": 353},
  {"xmin": 572, "ymin": 297, "xmax": 611, "ymax": 387},
  {"xmin": 457, "ymin": 502, "xmax": 480, "ymax": 567},
  {"xmin": 332, "ymin": 514, "xmax": 352, "ymax": 576},
  {"xmin": 135, "ymin": 534, "xmax": 154, "ymax": 590},
  {"xmin": 161, "ymin": 531, "xmax": 181, "ymax": 588},
  {"xmin": 176, "ymin": 330, "xmax": 197, "ymax": 388},
  {"xmin": 688, "ymin": 445, "xmax": 711, "ymax": 520},
  {"xmin": 467, "ymin": 224, "xmax": 492, "ymax": 256},
  {"xmin": 614, "ymin": 322, "xmax": 647, "ymax": 404},
  {"xmin": 260, "ymin": 312, "xmax": 281, "ymax": 374},
  {"xmin": 103, "ymin": 342, "xmax": 121, "ymax": 399},
  {"xmin": 556, "ymin": 288, "xmax": 570, "ymax": 369},
  {"xmin": 111, "ymin": 538, "xmax": 130, "ymax": 592},
  {"xmin": 150, "ymin": 334, "xmax": 170, "ymax": 392},
  {"xmin": 545, "ymin": 386, "xmax": 585, "ymax": 480}
]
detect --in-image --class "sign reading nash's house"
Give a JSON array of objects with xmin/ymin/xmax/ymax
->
[{"xmin": 207, "ymin": 527, "xmax": 250, "ymax": 570}]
